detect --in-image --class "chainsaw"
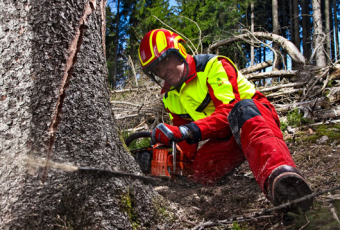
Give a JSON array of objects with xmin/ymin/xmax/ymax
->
[{"xmin": 124, "ymin": 131, "xmax": 186, "ymax": 179}]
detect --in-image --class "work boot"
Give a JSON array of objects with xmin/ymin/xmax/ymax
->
[{"xmin": 265, "ymin": 165, "xmax": 313, "ymax": 213}]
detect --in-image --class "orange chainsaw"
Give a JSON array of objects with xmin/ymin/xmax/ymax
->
[{"xmin": 124, "ymin": 131, "xmax": 186, "ymax": 178}]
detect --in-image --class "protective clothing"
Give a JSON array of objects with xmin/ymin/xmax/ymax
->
[
  {"xmin": 151, "ymin": 123, "xmax": 192, "ymax": 146},
  {"xmin": 138, "ymin": 29, "xmax": 189, "ymax": 89},
  {"xmin": 162, "ymin": 53, "xmax": 297, "ymax": 191}
]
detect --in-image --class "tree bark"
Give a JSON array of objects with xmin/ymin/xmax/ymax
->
[
  {"xmin": 251, "ymin": 2, "xmax": 255, "ymax": 66},
  {"xmin": 301, "ymin": 0, "xmax": 312, "ymax": 60},
  {"xmin": 113, "ymin": 0, "xmax": 120, "ymax": 88},
  {"xmin": 272, "ymin": 0, "xmax": 280, "ymax": 70},
  {"xmin": 293, "ymin": 0, "xmax": 300, "ymax": 52},
  {"xmin": 325, "ymin": 0, "xmax": 331, "ymax": 63},
  {"xmin": 312, "ymin": 0, "xmax": 327, "ymax": 67},
  {"xmin": 0, "ymin": 0, "xmax": 160, "ymax": 229},
  {"xmin": 334, "ymin": 0, "xmax": 340, "ymax": 60},
  {"xmin": 329, "ymin": 0, "xmax": 335, "ymax": 61}
]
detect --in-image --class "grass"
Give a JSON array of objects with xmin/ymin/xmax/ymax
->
[{"xmin": 302, "ymin": 124, "xmax": 340, "ymax": 144}]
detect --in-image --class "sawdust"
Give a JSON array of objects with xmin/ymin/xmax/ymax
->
[{"xmin": 24, "ymin": 155, "xmax": 78, "ymax": 174}]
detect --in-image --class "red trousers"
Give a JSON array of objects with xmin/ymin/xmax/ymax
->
[{"xmin": 185, "ymin": 99, "xmax": 296, "ymax": 192}]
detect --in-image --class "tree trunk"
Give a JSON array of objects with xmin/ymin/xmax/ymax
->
[
  {"xmin": 334, "ymin": 0, "xmax": 340, "ymax": 60},
  {"xmin": 293, "ymin": 0, "xmax": 300, "ymax": 52},
  {"xmin": 0, "ymin": 1, "xmax": 160, "ymax": 229},
  {"xmin": 251, "ymin": 2, "xmax": 255, "ymax": 66},
  {"xmin": 301, "ymin": 0, "xmax": 312, "ymax": 60},
  {"xmin": 113, "ymin": 0, "xmax": 120, "ymax": 88},
  {"xmin": 312, "ymin": 0, "xmax": 327, "ymax": 67},
  {"xmin": 329, "ymin": 0, "xmax": 335, "ymax": 61},
  {"xmin": 325, "ymin": 0, "xmax": 331, "ymax": 63},
  {"xmin": 272, "ymin": 0, "xmax": 280, "ymax": 70}
]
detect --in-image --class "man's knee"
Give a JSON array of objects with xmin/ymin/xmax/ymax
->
[{"xmin": 228, "ymin": 99, "xmax": 261, "ymax": 146}]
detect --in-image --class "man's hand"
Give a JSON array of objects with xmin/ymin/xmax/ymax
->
[{"xmin": 151, "ymin": 123, "xmax": 191, "ymax": 146}]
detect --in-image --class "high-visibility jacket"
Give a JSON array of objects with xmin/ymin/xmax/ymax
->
[{"xmin": 162, "ymin": 54, "xmax": 268, "ymax": 140}]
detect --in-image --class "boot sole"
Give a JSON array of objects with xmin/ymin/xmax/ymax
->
[{"xmin": 271, "ymin": 172, "xmax": 313, "ymax": 212}]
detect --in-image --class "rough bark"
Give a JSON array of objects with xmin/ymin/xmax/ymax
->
[
  {"xmin": 334, "ymin": 0, "xmax": 340, "ymax": 60},
  {"xmin": 301, "ymin": 0, "xmax": 312, "ymax": 60},
  {"xmin": 325, "ymin": 0, "xmax": 331, "ymax": 63},
  {"xmin": 251, "ymin": 2, "xmax": 255, "ymax": 66},
  {"xmin": 293, "ymin": 0, "xmax": 300, "ymax": 52},
  {"xmin": 272, "ymin": 0, "xmax": 280, "ymax": 70},
  {"xmin": 0, "ymin": 1, "xmax": 161, "ymax": 229},
  {"xmin": 312, "ymin": 0, "xmax": 327, "ymax": 67},
  {"xmin": 113, "ymin": 0, "xmax": 120, "ymax": 88}
]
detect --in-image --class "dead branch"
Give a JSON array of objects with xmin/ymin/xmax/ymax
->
[
  {"xmin": 302, "ymin": 67, "xmax": 330, "ymax": 100},
  {"xmin": 209, "ymin": 32, "xmax": 305, "ymax": 65},
  {"xmin": 314, "ymin": 106, "xmax": 340, "ymax": 119},
  {"xmin": 112, "ymin": 87, "xmax": 159, "ymax": 93},
  {"xmin": 111, "ymin": 101, "xmax": 142, "ymax": 107},
  {"xmin": 128, "ymin": 55, "xmax": 138, "ymax": 87},
  {"xmin": 274, "ymin": 97, "xmax": 330, "ymax": 113},
  {"xmin": 266, "ymin": 88, "xmax": 302, "ymax": 99},
  {"xmin": 191, "ymin": 185, "xmax": 340, "ymax": 230},
  {"xmin": 240, "ymin": 60, "xmax": 273, "ymax": 74},
  {"xmin": 259, "ymin": 82, "xmax": 306, "ymax": 93},
  {"xmin": 245, "ymin": 70, "xmax": 298, "ymax": 81}
]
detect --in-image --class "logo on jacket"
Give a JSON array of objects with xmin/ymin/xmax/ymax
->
[{"xmin": 217, "ymin": 77, "xmax": 223, "ymax": 86}]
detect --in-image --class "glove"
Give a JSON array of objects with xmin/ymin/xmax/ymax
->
[
  {"xmin": 151, "ymin": 123, "xmax": 202, "ymax": 146},
  {"xmin": 151, "ymin": 123, "xmax": 190, "ymax": 146}
]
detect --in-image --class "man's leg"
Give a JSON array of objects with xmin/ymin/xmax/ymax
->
[
  {"xmin": 228, "ymin": 99, "xmax": 312, "ymax": 212},
  {"xmin": 190, "ymin": 136, "xmax": 246, "ymax": 185}
]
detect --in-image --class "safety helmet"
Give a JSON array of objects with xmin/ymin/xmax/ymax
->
[{"xmin": 138, "ymin": 29, "xmax": 189, "ymax": 89}]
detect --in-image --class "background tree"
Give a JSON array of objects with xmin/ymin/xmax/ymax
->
[{"xmin": 312, "ymin": 0, "xmax": 327, "ymax": 67}]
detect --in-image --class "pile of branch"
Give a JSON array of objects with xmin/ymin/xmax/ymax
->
[{"xmin": 112, "ymin": 63, "xmax": 340, "ymax": 133}]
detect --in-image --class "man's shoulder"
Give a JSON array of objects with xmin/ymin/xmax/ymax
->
[{"xmin": 193, "ymin": 54, "xmax": 217, "ymax": 72}]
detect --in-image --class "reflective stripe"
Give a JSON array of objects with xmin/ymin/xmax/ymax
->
[{"xmin": 195, "ymin": 93, "xmax": 211, "ymax": 112}]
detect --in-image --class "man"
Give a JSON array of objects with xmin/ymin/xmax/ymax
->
[{"xmin": 138, "ymin": 28, "xmax": 313, "ymax": 213}]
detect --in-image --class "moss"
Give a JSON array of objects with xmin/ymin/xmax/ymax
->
[
  {"xmin": 232, "ymin": 222, "xmax": 248, "ymax": 230},
  {"xmin": 120, "ymin": 188, "xmax": 140, "ymax": 229},
  {"xmin": 287, "ymin": 108, "xmax": 314, "ymax": 128},
  {"xmin": 151, "ymin": 198, "xmax": 177, "ymax": 226},
  {"xmin": 302, "ymin": 124, "xmax": 340, "ymax": 144},
  {"xmin": 287, "ymin": 200, "xmax": 340, "ymax": 230}
]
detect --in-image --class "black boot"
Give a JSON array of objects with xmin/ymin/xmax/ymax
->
[{"xmin": 265, "ymin": 165, "xmax": 313, "ymax": 213}]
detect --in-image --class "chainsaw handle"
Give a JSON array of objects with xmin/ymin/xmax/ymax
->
[{"xmin": 125, "ymin": 131, "xmax": 151, "ymax": 146}]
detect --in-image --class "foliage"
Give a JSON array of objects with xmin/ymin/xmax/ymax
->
[
  {"xmin": 122, "ymin": 131, "xmax": 151, "ymax": 150},
  {"xmin": 286, "ymin": 108, "xmax": 314, "ymax": 128}
]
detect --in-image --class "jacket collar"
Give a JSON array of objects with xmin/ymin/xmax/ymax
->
[{"xmin": 160, "ymin": 54, "xmax": 197, "ymax": 94}]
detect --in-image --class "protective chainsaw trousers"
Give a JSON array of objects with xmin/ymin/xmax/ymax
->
[{"xmin": 190, "ymin": 99, "xmax": 296, "ymax": 191}]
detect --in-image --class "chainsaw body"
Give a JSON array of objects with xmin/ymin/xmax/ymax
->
[{"xmin": 125, "ymin": 132, "xmax": 185, "ymax": 179}]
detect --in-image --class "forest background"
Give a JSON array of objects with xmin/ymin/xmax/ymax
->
[{"xmin": 105, "ymin": 0, "xmax": 340, "ymax": 89}]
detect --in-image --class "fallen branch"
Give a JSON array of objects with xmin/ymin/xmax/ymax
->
[
  {"xmin": 191, "ymin": 185, "xmax": 340, "ymax": 230},
  {"xmin": 245, "ymin": 70, "xmax": 298, "ymax": 81},
  {"xmin": 259, "ymin": 82, "xmax": 306, "ymax": 93},
  {"xmin": 266, "ymin": 88, "xmax": 302, "ymax": 99},
  {"xmin": 314, "ymin": 106, "xmax": 340, "ymax": 119},
  {"xmin": 240, "ymin": 60, "xmax": 273, "ymax": 74},
  {"xmin": 112, "ymin": 87, "xmax": 159, "ymax": 93},
  {"xmin": 209, "ymin": 32, "xmax": 306, "ymax": 65},
  {"xmin": 274, "ymin": 97, "xmax": 330, "ymax": 113}
]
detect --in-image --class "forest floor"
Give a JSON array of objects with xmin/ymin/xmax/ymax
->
[{"xmin": 153, "ymin": 125, "xmax": 340, "ymax": 230}]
